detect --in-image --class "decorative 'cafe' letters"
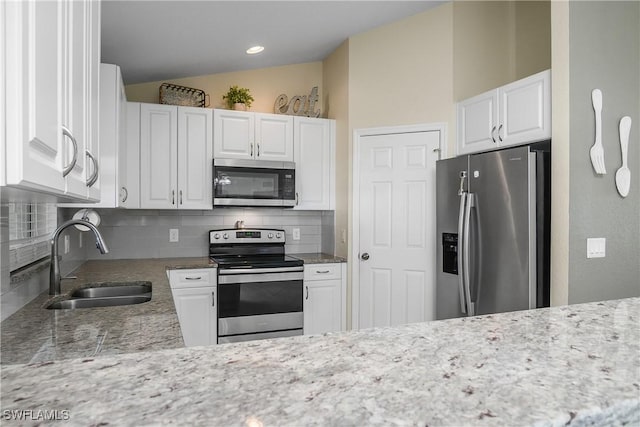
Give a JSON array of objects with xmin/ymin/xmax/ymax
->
[{"xmin": 274, "ymin": 86, "xmax": 321, "ymax": 117}]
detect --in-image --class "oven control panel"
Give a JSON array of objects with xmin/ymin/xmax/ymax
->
[{"xmin": 209, "ymin": 228, "xmax": 285, "ymax": 244}]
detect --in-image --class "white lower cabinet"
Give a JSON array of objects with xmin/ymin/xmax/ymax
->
[
  {"xmin": 168, "ymin": 269, "xmax": 217, "ymax": 347},
  {"xmin": 303, "ymin": 263, "xmax": 346, "ymax": 335}
]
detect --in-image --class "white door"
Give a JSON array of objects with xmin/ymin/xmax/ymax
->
[
  {"xmin": 177, "ymin": 106, "xmax": 213, "ymax": 209},
  {"xmin": 499, "ymin": 69, "xmax": 551, "ymax": 147},
  {"xmin": 213, "ymin": 109, "xmax": 254, "ymax": 159},
  {"xmin": 140, "ymin": 103, "xmax": 177, "ymax": 209},
  {"xmin": 356, "ymin": 130, "xmax": 440, "ymax": 329},
  {"xmin": 456, "ymin": 90, "xmax": 498, "ymax": 155},
  {"xmin": 255, "ymin": 113, "xmax": 293, "ymax": 161}
]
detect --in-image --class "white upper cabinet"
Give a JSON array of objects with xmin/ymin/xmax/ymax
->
[
  {"xmin": 254, "ymin": 114, "xmax": 294, "ymax": 161},
  {"xmin": 293, "ymin": 117, "xmax": 335, "ymax": 210},
  {"xmin": 123, "ymin": 102, "xmax": 141, "ymax": 209},
  {"xmin": 214, "ymin": 110, "xmax": 293, "ymax": 161},
  {"xmin": 2, "ymin": 0, "xmax": 101, "ymax": 200},
  {"xmin": 61, "ymin": 64, "xmax": 128, "ymax": 209},
  {"xmin": 140, "ymin": 104, "xmax": 212, "ymax": 210},
  {"xmin": 456, "ymin": 90, "xmax": 498, "ymax": 155},
  {"xmin": 498, "ymin": 70, "xmax": 551, "ymax": 147},
  {"xmin": 457, "ymin": 69, "xmax": 551, "ymax": 155},
  {"xmin": 177, "ymin": 107, "xmax": 214, "ymax": 209},
  {"xmin": 4, "ymin": 0, "xmax": 66, "ymax": 194},
  {"xmin": 213, "ymin": 110, "xmax": 254, "ymax": 159},
  {"xmin": 140, "ymin": 104, "xmax": 177, "ymax": 209}
]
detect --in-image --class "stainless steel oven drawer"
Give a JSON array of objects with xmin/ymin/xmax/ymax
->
[
  {"xmin": 218, "ymin": 329, "xmax": 302, "ymax": 344},
  {"xmin": 218, "ymin": 312, "xmax": 303, "ymax": 336}
]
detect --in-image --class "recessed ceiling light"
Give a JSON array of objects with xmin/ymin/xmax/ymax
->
[{"xmin": 246, "ymin": 45, "xmax": 264, "ymax": 55}]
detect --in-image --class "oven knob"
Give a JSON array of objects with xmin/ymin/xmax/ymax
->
[
  {"xmin": 268, "ymin": 233, "xmax": 274, "ymax": 239},
  {"xmin": 213, "ymin": 233, "xmax": 220, "ymax": 240},
  {"xmin": 223, "ymin": 233, "xmax": 229, "ymax": 239},
  {"xmin": 276, "ymin": 232, "xmax": 282, "ymax": 239}
]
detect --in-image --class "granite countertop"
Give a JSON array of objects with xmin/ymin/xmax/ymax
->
[
  {"xmin": 2, "ymin": 297, "xmax": 638, "ymax": 426},
  {"xmin": 0, "ymin": 257, "xmax": 215, "ymax": 365},
  {"xmin": 290, "ymin": 252, "xmax": 347, "ymax": 264}
]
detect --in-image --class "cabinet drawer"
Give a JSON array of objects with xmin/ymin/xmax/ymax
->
[
  {"xmin": 169, "ymin": 269, "xmax": 216, "ymax": 288},
  {"xmin": 304, "ymin": 263, "xmax": 342, "ymax": 281}
]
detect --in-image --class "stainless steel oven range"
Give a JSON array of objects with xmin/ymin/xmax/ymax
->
[{"xmin": 209, "ymin": 228, "xmax": 303, "ymax": 344}]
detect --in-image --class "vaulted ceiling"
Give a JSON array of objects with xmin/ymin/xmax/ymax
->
[{"xmin": 101, "ymin": 1, "xmax": 445, "ymax": 84}]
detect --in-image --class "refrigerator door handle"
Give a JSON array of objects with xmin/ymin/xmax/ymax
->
[
  {"xmin": 463, "ymin": 193, "xmax": 475, "ymax": 316},
  {"xmin": 457, "ymin": 192, "xmax": 468, "ymax": 314}
]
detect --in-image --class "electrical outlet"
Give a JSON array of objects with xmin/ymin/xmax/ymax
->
[
  {"xmin": 587, "ymin": 237, "xmax": 606, "ymax": 258},
  {"xmin": 292, "ymin": 228, "xmax": 301, "ymax": 241},
  {"xmin": 169, "ymin": 229, "xmax": 179, "ymax": 243},
  {"xmin": 341, "ymin": 229, "xmax": 347, "ymax": 244},
  {"xmin": 64, "ymin": 235, "xmax": 70, "ymax": 254}
]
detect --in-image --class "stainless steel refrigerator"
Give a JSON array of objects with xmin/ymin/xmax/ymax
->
[{"xmin": 436, "ymin": 142, "xmax": 550, "ymax": 320}]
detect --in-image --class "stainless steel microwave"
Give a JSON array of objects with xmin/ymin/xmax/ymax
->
[{"xmin": 213, "ymin": 159, "xmax": 296, "ymax": 207}]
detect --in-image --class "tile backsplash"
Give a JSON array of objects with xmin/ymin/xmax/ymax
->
[{"xmin": 69, "ymin": 208, "xmax": 335, "ymax": 260}]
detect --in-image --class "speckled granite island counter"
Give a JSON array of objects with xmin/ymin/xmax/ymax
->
[
  {"xmin": 1, "ymin": 258, "xmax": 215, "ymax": 365},
  {"xmin": 2, "ymin": 298, "xmax": 639, "ymax": 426},
  {"xmin": 290, "ymin": 252, "xmax": 347, "ymax": 264}
]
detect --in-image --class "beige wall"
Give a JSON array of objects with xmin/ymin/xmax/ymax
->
[
  {"xmin": 453, "ymin": 1, "xmax": 551, "ymax": 101},
  {"xmin": 453, "ymin": 1, "xmax": 515, "ymax": 101},
  {"xmin": 349, "ymin": 4, "xmax": 455, "ymax": 139},
  {"xmin": 322, "ymin": 41, "xmax": 349, "ymax": 259},
  {"xmin": 515, "ymin": 1, "xmax": 551, "ymax": 80},
  {"xmin": 125, "ymin": 62, "xmax": 324, "ymax": 115}
]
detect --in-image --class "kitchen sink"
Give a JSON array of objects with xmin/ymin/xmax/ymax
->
[
  {"xmin": 45, "ymin": 281, "xmax": 152, "ymax": 310},
  {"xmin": 71, "ymin": 282, "xmax": 152, "ymax": 298},
  {"xmin": 46, "ymin": 295, "xmax": 151, "ymax": 310}
]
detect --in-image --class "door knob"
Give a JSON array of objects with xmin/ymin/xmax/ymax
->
[{"xmin": 361, "ymin": 252, "xmax": 370, "ymax": 261}]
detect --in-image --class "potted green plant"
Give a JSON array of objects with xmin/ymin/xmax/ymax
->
[{"xmin": 223, "ymin": 85, "xmax": 254, "ymax": 111}]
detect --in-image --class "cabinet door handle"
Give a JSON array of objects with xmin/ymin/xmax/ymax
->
[
  {"xmin": 305, "ymin": 285, "xmax": 309, "ymax": 300},
  {"xmin": 250, "ymin": 143, "xmax": 254, "ymax": 157},
  {"xmin": 295, "ymin": 192, "xmax": 299, "ymax": 206},
  {"xmin": 61, "ymin": 126, "xmax": 78, "ymax": 177},
  {"xmin": 172, "ymin": 190, "xmax": 175, "ymax": 205},
  {"xmin": 179, "ymin": 190, "xmax": 183, "ymax": 205},
  {"xmin": 257, "ymin": 143, "xmax": 260, "ymax": 157},
  {"xmin": 491, "ymin": 126, "xmax": 497, "ymax": 143},
  {"xmin": 85, "ymin": 150, "xmax": 99, "ymax": 187},
  {"xmin": 316, "ymin": 270, "xmax": 330, "ymax": 274},
  {"xmin": 498, "ymin": 124, "xmax": 503, "ymax": 142},
  {"xmin": 212, "ymin": 291, "xmax": 215, "ymax": 307},
  {"xmin": 121, "ymin": 186, "xmax": 128, "ymax": 203},
  {"xmin": 185, "ymin": 276, "xmax": 202, "ymax": 280}
]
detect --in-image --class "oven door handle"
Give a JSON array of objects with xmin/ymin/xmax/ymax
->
[
  {"xmin": 218, "ymin": 266, "xmax": 304, "ymax": 275},
  {"xmin": 218, "ymin": 271, "xmax": 304, "ymax": 285}
]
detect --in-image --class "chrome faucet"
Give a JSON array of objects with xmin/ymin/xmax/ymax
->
[{"xmin": 49, "ymin": 219, "xmax": 109, "ymax": 295}]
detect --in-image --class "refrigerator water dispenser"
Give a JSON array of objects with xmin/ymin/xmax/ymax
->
[{"xmin": 442, "ymin": 233, "xmax": 458, "ymax": 274}]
